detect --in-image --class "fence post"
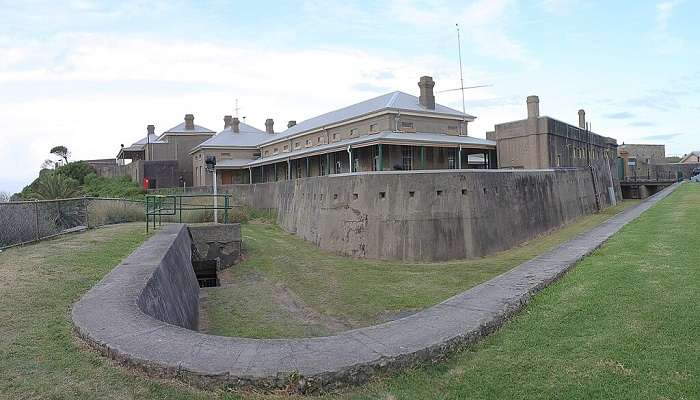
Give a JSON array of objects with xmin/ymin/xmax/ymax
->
[{"xmin": 34, "ymin": 201, "xmax": 39, "ymax": 241}]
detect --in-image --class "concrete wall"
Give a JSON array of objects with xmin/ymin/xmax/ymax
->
[
  {"xmin": 136, "ymin": 224, "xmax": 200, "ymax": 330},
  {"xmin": 196, "ymin": 169, "xmax": 620, "ymax": 261}
]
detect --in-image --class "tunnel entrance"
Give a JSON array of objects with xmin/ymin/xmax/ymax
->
[{"xmin": 192, "ymin": 260, "xmax": 220, "ymax": 288}]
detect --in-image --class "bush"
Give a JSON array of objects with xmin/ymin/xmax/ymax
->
[{"xmin": 83, "ymin": 175, "xmax": 145, "ymax": 199}]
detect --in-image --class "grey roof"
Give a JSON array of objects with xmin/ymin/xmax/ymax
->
[
  {"xmin": 191, "ymin": 123, "xmax": 268, "ymax": 153},
  {"xmin": 118, "ymin": 133, "xmax": 167, "ymax": 154},
  {"xmin": 163, "ymin": 121, "xmax": 215, "ymax": 135},
  {"xmin": 242, "ymin": 131, "xmax": 495, "ymax": 167},
  {"xmin": 260, "ymin": 91, "xmax": 475, "ymax": 145}
]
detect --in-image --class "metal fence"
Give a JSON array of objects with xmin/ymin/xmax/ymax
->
[{"xmin": 0, "ymin": 197, "xmax": 144, "ymax": 250}]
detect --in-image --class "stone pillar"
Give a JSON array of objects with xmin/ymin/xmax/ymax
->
[
  {"xmin": 265, "ymin": 119, "xmax": 274, "ymax": 134},
  {"xmin": 578, "ymin": 109, "xmax": 586, "ymax": 129}
]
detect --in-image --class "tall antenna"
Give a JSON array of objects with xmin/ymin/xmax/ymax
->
[
  {"xmin": 234, "ymin": 98, "xmax": 240, "ymax": 117},
  {"xmin": 456, "ymin": 23, "xmax": 466, "ymax": 117}
]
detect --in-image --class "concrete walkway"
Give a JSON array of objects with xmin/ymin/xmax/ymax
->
[{"xmin": 72, "ymin": 184, "xmax": 679, "ymax": 393}]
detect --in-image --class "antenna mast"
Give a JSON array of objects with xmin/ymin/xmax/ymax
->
[
  {"xmin": 456, "ymin": 23, "xmax": 466, "ymax": 117},
  {"xmin": 234, "ymin": 98, "xmax": 240, "ymax": 117}
]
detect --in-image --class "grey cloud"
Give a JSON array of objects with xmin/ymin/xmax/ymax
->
[
  {"xmin": 604, "ymin": 112, "xmax": 635, "ymax": 119},
  {"xmin": 641, "ymin": 133, "xmax": 683, "ymax": 141},
  {"xmin": 628, "ymin": 121, "xmax": 656, "ymax": 127}
]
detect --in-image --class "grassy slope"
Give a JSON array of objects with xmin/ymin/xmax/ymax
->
[
  {"xmin": 207, "ymin": 200, "xmax": 638, "ymax": 338},
  {"xmin": 353, "ymin": 184, "xmax": 699, "ymax": 399},
  {"xmin": 1, "ymin": 186, "xmax": 696, "ymax": 399}
]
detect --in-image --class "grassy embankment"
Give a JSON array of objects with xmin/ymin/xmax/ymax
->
[
  {"xmin": 206, "ymin": 200, "xmax": 638, "ymax": 338},
  {"xmin": 1, "ymin": 185, "xmax": 697, "ymax": 399}
]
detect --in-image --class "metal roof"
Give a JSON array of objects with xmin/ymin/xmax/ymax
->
[
  {"xmin": 219, "ymin": 131, "xmax": 495, "ymax": 168},
  {"xmin": 163, "ymin": 121, "xmax": 215, "ymax": 135},
  {"xmin": 260, "ymin": 91, "xmax": 475, "ymax": 145},
  {"xmin": 190, "ymin": 123, "xmax": 269, "ymax": 153}
]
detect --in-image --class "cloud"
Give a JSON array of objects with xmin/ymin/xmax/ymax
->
[
  {"xmin": 642, "ymin": 133, "xmax": 684, "ymax": 140},
  {"xmin": 0, "ymin": 33, "xmax": 443, "ymax": 192},
  {"xmin": 653, "ymin": 0, "xmax": 686, "ymax": 53},
  {"xmin": 388, "ymin": 0, "xmax": 537, "ymax": 67},
  {"xmin": 628, "ymin": 121, "xmax": 656, "ymax": 127},
  {"xmin": 604, "ymin": 111, "xmax": 635, "ymax": 119}
]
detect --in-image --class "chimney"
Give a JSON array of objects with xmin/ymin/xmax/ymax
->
[
  {"xmin": 287, "ymin": 120, "xmax": 296, "ymax": 128},
  {"xmin": 578, "ymin": 109, "xmax": 586, "ymax": 129},
  {"xmin": 526, "ymin": 96, "xmax": 540, "ymax": 119},
  {"xmin": 147, "ymin": 125, "xmax": 155, "ymax": 135},
  {"xmin": 232, "ymin": 117, "xmax": 240, "ymax": 133},
  {"xmin": 223, "ymin": 115, "xmax": 232, "ymax": 129},
  {"xmin": 184, "ymin": 114, "xmax": 195, "ymax": 130},
  {"xmin": 265, "ymin": 118, "xmax": 274, "ymax": 134},
  {"xmin": 418, "ymin": 76, "xmax": 436, "ymax": 110}
]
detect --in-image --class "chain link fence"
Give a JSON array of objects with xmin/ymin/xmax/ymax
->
[{"xmin": 0, "ymin": 197, "xmax": 144, "ymax": 250}]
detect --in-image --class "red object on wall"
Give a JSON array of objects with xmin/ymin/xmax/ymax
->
[{"xmin": 143, "ymin": 178, "xmax": 149, "ymax": 189}]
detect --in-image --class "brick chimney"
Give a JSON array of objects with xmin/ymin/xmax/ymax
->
[
  {"xmin": 265, "ymin": 118, "xmax": 274, "ymax": 134},
  {"xmin": 184, "ymin": 114, "xmax": 195, "ymax": 130},
  {"xmin": 232, "ymin": 117, "xmax": 240, "ymax": 133},
  {"xmin": 578, "ymin": 109, "xmax": 586, "ymax": 129},
  {"xmin": 287, "ymin": 120, "xmax": 296, "ymax": 128},
  {"xmin": 224, "ymin": 115, "xmax": 232, "ymax": 129},
  {"xmin": 527, "ymin": 96, "xmax": 540, "ymax": 119},
  {"xmin": 418, "ymin": 76, "xmax": 436, "ymax": 110},
  {"xmin": 147, "ymin": 125, "xmax": 155, "ymax": 135}
]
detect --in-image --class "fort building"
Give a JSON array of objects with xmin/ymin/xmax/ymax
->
[
  {"xmin": 116, "ymin": 115, "xmax": 215, "ymax": 188},
  {"xmin": 190, "ymin": 76, "xmax": 497, "ymax": 186},
  {"xmin": 486, "ymin": 96, "xmax": 618, "ymax": 170}
]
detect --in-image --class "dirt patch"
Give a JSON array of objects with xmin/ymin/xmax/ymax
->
[{"xmin": 213, "ymin": 268, "xmax": 353, "ymax": 334}]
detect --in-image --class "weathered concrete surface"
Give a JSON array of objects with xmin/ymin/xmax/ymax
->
[
  {"xmin": 207, "ymin": 169, "xmax": 619, "ymax": 261},
  {"xmin": 188, "ymin": 224, "xmax": 241, "ymax": 269},
  {"xmin": 71, "ymin": 184, "xmax": 678, "ymax": 393}
]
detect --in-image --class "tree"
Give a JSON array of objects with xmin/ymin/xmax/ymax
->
[
  {"xmin": 27, "ymin": 173, "xmax": 80, "ymax": 200},
  {"xmin": 40, "ymin": 159, "xmax": 55, "ymax": 170},
  {"xmin": 50, "ymin": 146, "xmax": 70, "ymax": 164}
]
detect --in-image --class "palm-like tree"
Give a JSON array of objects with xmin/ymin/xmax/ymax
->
[{"xmin": 29, "ymin": 174, "xmax": 81, "ymax": 200}]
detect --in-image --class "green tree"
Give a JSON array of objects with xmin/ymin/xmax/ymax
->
[
  {"xmin": 50, "ymin": 146, "xmax": 70, "ymax": 164},
  {"xmin": 27, "ymin": 173, "xmax": 81, "ymax": 200},
  {"xmin": 55, "ymin": 161, "xmax": 96, "ymax": 185}
]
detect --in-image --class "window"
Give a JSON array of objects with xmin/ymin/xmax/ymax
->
[
  {"xmin": 350, "ymin": 128, "xmax": 357, "ymax": 136},
  {"xmin": 273, "ymin": 147, "xmax": 279, "ymax": 155},
  {"xmin": 447, "ymin": 150, "xmax": 455, "ymax": 169},
  {"xmin": 402, "ymin": 146, "xmax": 413, "ymax": 170},
  {"xmin": 352, "ymin": 152, "xmax": 359, "ymax": 172},
  {"xmin": 448, "ymin": 125, "xmax": 458, "ymax": 133},
  {"xmin": 556, "ymin": 154, "xmax": 561, "ymax": 167},
  {"xmin": 400, "ymin": 121, "xmax": 414, "ymax": 132},
  {"xmin": 372, "ymin": 145, "xmax": 380, "ymax": 171},
  {"xmin": 332, "ymin": 133, "xmax": 339, "ymax": 141},
  {"xmin": 317, "ymin": 136, "xmax": 322, "ymax": 143},
  {"xmin": 264, "ymin": 150, "xmax": 269, "ymax": 157},
  {"xmin": 306, "ymin": 139, "xmax": 312, "ymax": 147},
  {"xmin": 320, "ymin": 155, "xmax": 327, "ymax": 176},
  {"xmin": 283, "ymin": 145, "xmax": 289, "ymax": 152},
  {"xmin": 369, "ymin": 123, "xmax": 377, "ymax": 133},
  {"xmin": 294, "ymin": 142, "xmax": 301, "ymax": 149}
]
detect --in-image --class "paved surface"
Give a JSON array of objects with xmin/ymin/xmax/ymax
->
[{"xmin": 71, "ymin": 184, "xmax": 679, "ymax": 393}]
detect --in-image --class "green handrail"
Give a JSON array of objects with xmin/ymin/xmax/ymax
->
[{"xmin": 145, "ymin": 194, "xmax": 235, "ymax": 232}]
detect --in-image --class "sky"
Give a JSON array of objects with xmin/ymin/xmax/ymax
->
[{"xmin": 0, "ymin": 0, "xmax": 698, "ymax": 193}]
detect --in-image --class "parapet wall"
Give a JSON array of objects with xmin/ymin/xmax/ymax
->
[{"xmin": 212, "ymin": 169, "xmax": 620, "ymax": 261}]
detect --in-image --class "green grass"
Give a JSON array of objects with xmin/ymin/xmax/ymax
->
[
  {"xmin": 1, "ymin": 186, "xmax": 696, "ymax": 399},
  {"xmin": 353, "ymin": 183, "xmax": 700, "ymax": 399},
  {"xmin": 207, "ymin": 200, "xmax": 639, "ymax": 338}
]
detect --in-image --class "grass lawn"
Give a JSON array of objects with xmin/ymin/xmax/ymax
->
[
  {"xmin": 0, "ymin": 185, "xmax": 696, "ymax": 399},
  {"xmin": 206, "ymin": 200, "xmax": 639, "ymax": 338}
]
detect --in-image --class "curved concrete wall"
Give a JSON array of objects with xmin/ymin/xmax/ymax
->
[
  {"xmin": 210, "ymin": 169, "xmax": 619, "ymax": 261},
  {"xmin": 71, "ymin": 187, "xmax": 674, "ymax": 393}
]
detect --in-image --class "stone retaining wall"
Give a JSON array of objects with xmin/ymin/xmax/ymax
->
[{"xmin": 194, "ymin": 169, "xmax": 620, "ymax": 261}]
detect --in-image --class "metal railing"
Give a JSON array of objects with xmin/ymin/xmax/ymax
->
[
  {"xmin": 0, "ymin": 197, "xmax": 144, "ymax": 250},
  {"xmin": 145, "ymin": 194, "xmax": 237, "ymax": 232}
]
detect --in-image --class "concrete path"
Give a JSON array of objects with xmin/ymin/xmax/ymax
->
[{"xmin": 72, "ymin": 184, "xmax": 679, "ymax": 392}]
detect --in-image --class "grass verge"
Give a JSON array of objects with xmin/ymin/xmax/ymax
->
[{"xmin": 207, "ymin": 200, "xmax": 639, "ymax": 338}]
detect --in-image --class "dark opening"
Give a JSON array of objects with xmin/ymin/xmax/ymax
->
[
  {"xmin": 409, "ymin": 191, "xmax": 415, "ymax": 197},
  {"xmin": 192, "ymin": 260, "xmax": 220, "ymax": 288},
  {"xmin": 379, "ymin": 192, "xmax": 386, "ymax": 199},
  {"xmin": 436, "ymin": 190, "xmax": 443, "ymax": 196}
]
